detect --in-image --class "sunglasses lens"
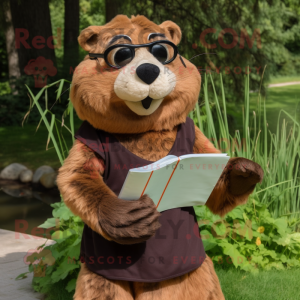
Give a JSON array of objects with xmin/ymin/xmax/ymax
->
[
  {"xmin": 150, "ymin": 43, "xmax": 174, "ymax": 64},
  {"xmin": 108, "ymin": 47, "xmax": 133, "ymax": 67}
]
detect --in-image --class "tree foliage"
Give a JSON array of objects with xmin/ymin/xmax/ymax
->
[
  {"xmin": 1, "ymin": 0, "xmax": 300, "ymax": 119},
  {"xmin": 123, "ymin": 0, "xmax": 300, "ymax": 101}
]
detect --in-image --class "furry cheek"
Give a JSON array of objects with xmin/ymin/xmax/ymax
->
[
  {"xmin": 149, "ymin": 70, "xmax": 176, "ymax": 99},
  {"xmin": 113, "ymin": 49, "xmax": 176, "ymax": 103}
]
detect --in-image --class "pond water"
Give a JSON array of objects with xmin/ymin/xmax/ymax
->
[{"xmin": 0, "ymin": 181, "xmax": 60, "ymax": 236}]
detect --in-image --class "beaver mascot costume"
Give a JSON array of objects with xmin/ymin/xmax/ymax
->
[{"xmin": 57, "ymin": 15, "xmax": 263, "ymax": 300}]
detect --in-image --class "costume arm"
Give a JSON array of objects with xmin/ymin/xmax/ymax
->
[
  {"xmin": 193, "ymin": 125, "xmax": 263, "ymax": 216},
  {"xmin": 57, "ymin": 140, "xmax": 160, "ymax": 244}
]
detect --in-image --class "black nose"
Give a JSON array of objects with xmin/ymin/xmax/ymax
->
[{"xmin": 136, "ymin": 63, "xmax": 160, "ymax": 85}]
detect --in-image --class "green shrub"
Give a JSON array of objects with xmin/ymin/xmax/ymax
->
[
  {"xmin": 195, "ymin": 202, "xmax": 300, "ymax": 272},
  {"xmin": 0, "ymin": 76, "xmax": 67, "ymax": 126},
  {"xmin": 0, "ymin": 81, "xmax": 11, "ymax": 95},
  {"xmin": 31, "ymin": 201, "xmax": 83, "ymax": 294}
]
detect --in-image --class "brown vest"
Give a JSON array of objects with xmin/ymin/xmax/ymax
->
[{"xmin": 75, "ymin": 117, "xmax": 206, "ymax": 282}]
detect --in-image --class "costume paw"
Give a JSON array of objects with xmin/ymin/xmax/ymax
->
[
  {"xmin": 99, "ymin": 195, "xmax": 161, "ymax": 244},
  {"xmin": 227, "ymin": 157, "xmax": 264, "ymax": 196}
]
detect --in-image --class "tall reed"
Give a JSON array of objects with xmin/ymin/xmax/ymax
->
[{"xmin": 190, "ymin": 73, "xmax": 300, "ymax": 225}]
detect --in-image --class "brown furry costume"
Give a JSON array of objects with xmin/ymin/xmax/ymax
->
[{"xmin": 57, "ymin": 15, "xmax": 263, "ymax": 300}]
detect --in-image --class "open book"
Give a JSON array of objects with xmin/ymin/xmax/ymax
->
[{"xmin": 119, "ymin": 153, "xmax": 230, "ymax": 212}]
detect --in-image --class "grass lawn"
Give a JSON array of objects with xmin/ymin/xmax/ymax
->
[
  {"xmin": 44, "ymin": 267, "xmax": 300, "ymax": 300},
  {"xmin": 250, "ymin": 84, "xmax": 300, "ymax": 133},
  {"xmin": 217, "ymin": 267, "xmax": 300, "ymax": 300},
  {"xmin": 0, "ymin": 117, "xmax": 82, "ymax": 170},
  {"xmin": 268, "ymin": 75, "xmax": 300, "ymax": 84},
  {"xmin": 226, "ymin": 82, "xmax": 300, "ymax": 134}
]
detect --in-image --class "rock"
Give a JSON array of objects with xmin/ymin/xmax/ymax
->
[
  {"xmin": 0, "ymin": 163, "xmax": 27, "ymax": 180},
  {"xmin": 40, "ymin": 172, "xmax": 57, "ymax": 189},
  {"xmin": 33, "ymin": 166, "xmax": 55, "ymax": 183},
  {"xmin": 19, "ymin": 169, "xmax": 33, "ymax": 183}
]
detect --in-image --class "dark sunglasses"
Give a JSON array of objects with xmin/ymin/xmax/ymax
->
[{"xmin": 89, "ymin": 40, "xmax": 186, "ymax": 69}]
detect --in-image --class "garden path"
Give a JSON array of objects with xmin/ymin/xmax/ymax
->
[
  {"xmin": 268, "ymin": 81, "xmax": 300, "ymax": 88},
  {"xmin": 0, "ymin": 229, "xmax": 53, "ymax": 300}
]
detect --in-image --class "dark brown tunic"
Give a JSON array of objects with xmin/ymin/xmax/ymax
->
[{"xmin": 75, "ymin": 117, "xmax": 206, "ymax": 282}]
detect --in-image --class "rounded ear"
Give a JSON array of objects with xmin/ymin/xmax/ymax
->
[
  {"xmin": 159, "ymin": 21, "xmax": 182, "ymax": 45},
  {"xmin": 78, "ymin": 26, "xmax": 102, "ymax": 52}
]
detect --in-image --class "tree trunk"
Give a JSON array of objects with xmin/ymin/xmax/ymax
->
[
  {"xmin": 105, "ymin": 0, "xmax": 122, "ymax": 22},
  {"xmin": 9, "ymin": 0, "xmax": 56, "ymax": 76},
  {"xmin": 63, "ymin": 0, "xmax": 79, "ymax": 77},
  {"xmin": 4, "ymin": 1, "xmax": 20, "ymax": 81}
]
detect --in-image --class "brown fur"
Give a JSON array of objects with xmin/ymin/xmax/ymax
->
[
  {"xmin": 193, "ymin": 127, "xmax": 263, "ymax": 216},
  {"xmin": 74, "ymin": 263, "xmax": 134, "ymax": 300},
  {"xmin": 74, "ymin": 257, "xmax": 224, "ymax": 300},
  {"xmin": 114, "ymin": 127, "xmax": 178, "ymax": 161},
  {"xmin": 71, "ymin": 15, "xmax": 200, "ymax": 134},
  {"xmin": 133, "ymin": 257, "xmax": 224, "ymax": 300},
  {"xmin": 205, "ymin": 157, "xmax": 263, "ymax": 217},
  {"xmin": 57, "ymin": 141, "xmax": 111, "ymax": 240},
  {"xmin": 57, "ymin": 141, "xmax": 161, "ymax": 244},
  {"xmin": 57, "ymin": 14, "xmax": 264, "ymax": 300}
]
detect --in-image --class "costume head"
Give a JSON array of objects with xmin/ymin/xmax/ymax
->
[{"xmin": 71, "ymin": 15, "xmax": 201, "ymax": 133}]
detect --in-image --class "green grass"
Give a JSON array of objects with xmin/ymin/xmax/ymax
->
[
  {"xmin": 226, "ymin": 84, "xmax": 300, "ymax": 134},
  {"xmin": 223, "ymin": 75, "xmax": 300, "ymax": 135},
  {"xmin": 216, "ymin": 267, "xmax": 300, "ymax": 300},
  {"xmin": 251, "ymin": 85, "xmax": 300, "ymax": 133},
  {"xmin": 268, "ymin": 75, "xmax": 300, "ymax": 84},
  {"xmin": 43, "ymin": 278, "xmax": 74, "ymax": 300},
  {"xmin": 0, "ymin": 79, "xmax": 82, "ymax": 170},
  {"xmin": 193, "ymin": 73, "xmax": 300, "ymax": 221},
  {"xmin": 0, "ymin": 118, "xmax": 82, "ymax": 170}
]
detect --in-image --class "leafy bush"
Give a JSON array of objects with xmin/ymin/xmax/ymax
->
[
  {"xmin": 0, "ymin": 76, "xmax": 36, "ymax": 125},
  {"xmin": 0, "ymin": 81, "xmax": 11, "ymax": 95},
  {"xmin": 0, "ymin": 76, "xmax": 68, "ymax": 126},
  {"xmin": 279, "ymin": 55, "xmax": 300, "ymax": 76},
  {"xmin": 15, "ymin": 79, "xmax": 83, "ymax": 295},
  {"xmin": 31, "ymin": 201, "xmax": 83, "ymax": 294},
  {"xmin": 195, "ymin": 202, "xmax": 300, "ymax": 272}
]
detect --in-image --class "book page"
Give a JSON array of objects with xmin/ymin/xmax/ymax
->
[
  {"xmin": 119, "ymin": 171, "xmax": 150, "ymax": 200},
  {"xmin": 130, "ymin": 155, "xmax": 178, "ymax": 172},
  {"xmin": 119, "ymin": 160, "xmax": 178, "ymax": 204},
  {"xmin": 119, "ymin": 154, "xmax": 230, "ymax": 212},
  {"xmin": 142, "ymin": 161, "xmax": 179, "ymax": 206},
  {"xmin": 158, "ymin": 155, "xmax": 229, "ymax": 211}
]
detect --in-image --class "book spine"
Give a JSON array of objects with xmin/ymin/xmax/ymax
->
[
  {"xmin": 140, "ymin": 171, "xmax": 154, "ymax": 197},
  {"xmin": 156, "ymin": 158, "xmax": 180, "ymax": 209}
]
